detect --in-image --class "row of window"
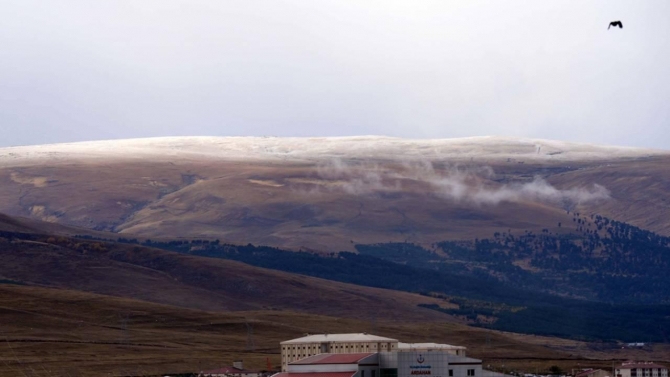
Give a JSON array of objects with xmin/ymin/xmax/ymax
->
[{"xmin": 282, "ymin": 343, "xmax": 396, "ymax": 351}]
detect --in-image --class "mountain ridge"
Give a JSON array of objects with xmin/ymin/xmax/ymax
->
[
  {"xmin": 1, "ymin": 136, "xmax": 669, "ymax": 251},
  {"xmin": 1, "ymin": 135, "xmax": 668, "ymax": 167}
]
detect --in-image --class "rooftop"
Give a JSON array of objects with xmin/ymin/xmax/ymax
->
[
  {"xmin": 439, "ymin": 356, "xmax": 481, "ymax": 365},
  {"xmin": 290, "ymin": 353, "xmax": 375, "ymax": 365},
  {"xmin": 281, "ymin": 333, "xmax": 398, "ymax": 344},
  {"xmin": 618, "ymin": 363, "xmax": 667, "ymax": 370},
  {"xmin": 398, "ymin": 342, "xmax": 466, "ymax": 350}
]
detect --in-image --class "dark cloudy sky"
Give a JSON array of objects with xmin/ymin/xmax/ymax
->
[{"xmin": 1, "ymin": 1, "xmax": 668, "ymax": 148}]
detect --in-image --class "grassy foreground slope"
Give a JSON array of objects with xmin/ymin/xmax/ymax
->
[
  {"xmin": 0, "ymin": 223, "xmax": 453, "ymax": 322},
  {"xmin": 3, "ymin": 285, "xmax": 669, "ymax": 377}
]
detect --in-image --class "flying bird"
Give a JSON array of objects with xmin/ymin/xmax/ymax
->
[{"xmin": 608, "ymin": 20, "xmax": 623, "ymax": 29}]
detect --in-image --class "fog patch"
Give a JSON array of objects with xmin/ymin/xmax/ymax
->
[{"xmin": 309, "ymin": 159, "xmax": 610, "ymax": 207}]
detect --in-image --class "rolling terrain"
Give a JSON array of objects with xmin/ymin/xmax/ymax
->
[
  {"xmin": 0, "ymin": 136, "xmax": 669, "ymax": 251},
  {"xmin": 0, "ymin": 210, "xmax": 669, "ymax": 374},
  {"xmin": 0, "ymin": 216, "xmax": 453, "ymax": 321},
  {"xmin": 1, "ymin": 213, "xmax": 653, "ymax": 376},
  {"xmin": 1, "ymin": 136, "xmax": 669, "ymax": 374},
  {"xmin": 8, "ymin": 284, "xmax": 666, "ymax": 377}
]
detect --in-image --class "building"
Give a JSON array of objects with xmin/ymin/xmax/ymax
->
[
  {"xmin": 200, "ymin": 360, "xmax": 263, "ymax": 377},
  {"xmin": 276, "ymin": 353, "xmax": 379, "ymax": 377},
  {"xmin": 398, "ymin": 343, "xmax": 467, "ymax": 357},
  {"xmin": 277, "ymin": 333, "xmax": 481, "ymax": 377},
  {"xmin": 615, "ymin": 362, "xmax": 668, "ymax": 377},
  {"xmin": 281, "ymin": 334, "xmax": 399, "ymax": 371}
]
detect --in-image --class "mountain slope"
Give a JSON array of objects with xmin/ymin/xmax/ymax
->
[
  {"xmin": 0, "ymin": 215, "xmax": 453, "ymax": 321},
  {"xmin": 1, "ymin": 136, "xmax": 669, "ymax": 251},
  {"xmin": 9, "ymin": 284, "xmax": 653, "ymax": 377}
]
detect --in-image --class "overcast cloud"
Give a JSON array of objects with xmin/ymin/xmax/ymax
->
[{"xmin": 1, "ymin": 1, "xmax": 668, "ymax": 148}]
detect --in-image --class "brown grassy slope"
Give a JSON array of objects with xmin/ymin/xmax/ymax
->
[
  {"xmin": 0, "ymin": 212, "xmax": 125, "ymax": 240},
  {"xmin": 547, "ymin": 157, "xmax": 670, "ymax": 235},
  {"xmin": 0, "ymin": 228, "xmax": 454, "ymax": 322},
  {"xmin": 0, "ymin": 212, "xmax": 38, "ymax": 233},
  {"xmin": 2, "ymin": 285, "xmax": 668, "ymax": 377},
  {"xmin": 0, "ymin": 160, "xmax": 575, "ymax": 251},
  {"xmin": 1, "ymin": 155, "xmax": 669, "ymax": 251}
]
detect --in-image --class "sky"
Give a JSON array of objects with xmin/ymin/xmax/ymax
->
[{"xmin": 1, "ymin": 1, "xmax": 669, "ymax": 149}]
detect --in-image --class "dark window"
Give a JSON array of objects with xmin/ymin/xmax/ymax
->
[
  {"xmin": 449, "ymin": 370, "xmax": 454, "ymax": 377},
  {"xmin": 362, "ymin": 371, "xmax": 365, "ymax": 377},
  {"xmin": 380, "ymin": 369, "xmax": 398, "ymax": 377},
  {"xmin": 372, "ymin": 371, "xmax": 376, "ymax": 377},
  {"xmin": 468, "ymin": 369, "xmax": 475, "ymax": 376}
]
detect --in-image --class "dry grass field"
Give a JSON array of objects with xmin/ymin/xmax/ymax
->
[{"xmin": 1, "ymin": 285, "xmax": 668, "ymax": 377}]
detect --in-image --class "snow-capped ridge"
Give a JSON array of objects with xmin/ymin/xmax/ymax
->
[{"xmin": 0, "ymin": 136, "xmax": 666, "ymax": 166}]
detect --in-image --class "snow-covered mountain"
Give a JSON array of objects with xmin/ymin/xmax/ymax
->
[
  {"xmin": 0, "ymin": 136, "xmax": 669, "ymax": 251},
  {"xmin": 1, "ymin": 136, "xmax": 667, "ymax": 166}
]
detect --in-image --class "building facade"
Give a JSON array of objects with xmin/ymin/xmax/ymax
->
[
  {"xmin": 281, "ymin": 334, "xmax": 399, "ymax": 371},
  {"xmin": 277, "ymin": 333, "xmax": 480, "ymax": 377},
  {"xmin": 615, "ymin": 363, "xmax": 668, "ymax": 377}
]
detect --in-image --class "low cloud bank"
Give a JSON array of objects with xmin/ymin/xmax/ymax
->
[{"xmin": 312, "ymin": 159, "xmax": 610, "ymax": 207}]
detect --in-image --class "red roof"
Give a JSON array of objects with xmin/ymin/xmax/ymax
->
[
  {"xmin": 290, "ymin": 353, "xmax": 375, "ymax": 365},
  {"xmin": 274, "ymin": 373, "xmax": 355, "ymax": 377}
]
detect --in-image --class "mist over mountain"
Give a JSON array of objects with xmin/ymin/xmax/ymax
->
[
  {"xmin": 2, "ymin": 135, "xmax": 670, "ymax": 371},
  {"xmin": 1, "ymin": 136, "xmax": 668, "ymax": 251}
]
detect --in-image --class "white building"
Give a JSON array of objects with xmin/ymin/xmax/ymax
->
[
  {"xmin": 276, "ymin": 333, "xmax": 481, "ymax": 377},
  {"xmin": 398, "ymin": 343, "xmax": 467, "ymax": 357},
  {"xmin": 615, "ymin": 363, "xmax": 668, "ymax": 377},
  {"xmin": 281, "ymin": 333, "xmax": 399, "ymax": 371}
]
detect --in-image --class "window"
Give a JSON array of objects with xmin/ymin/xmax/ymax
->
[
  {"xmin": 372, "ymin": 370, "xmax": 376, "ymax": 377},
  {"xmin": 362, "ymin": 371, "xmax": 365, "ymax": 377},
  {"xmin": 449, "ymin": 370, "xmax": 454, "ymax": 377},
  {"xmin": 380, "ymin": 369, "xmax": 398, "ymax": 377},
  {"xmin": 468, "ymin": 370, "xmax": 475, "ymax": 376}
]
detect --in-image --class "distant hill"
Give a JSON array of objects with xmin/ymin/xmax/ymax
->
[
  {"xmin": 0, "ymin": 136, "xmax": 669, "ymax": 251},
  {"xmin": 118, "ymin": 231, "xmax": 670, "ymax": 342}
]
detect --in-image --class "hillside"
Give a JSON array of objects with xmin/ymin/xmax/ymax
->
[
  {"xmin": 123, "ymin": 233, "xmax": 670, "ymax": 342},
  {"xmin": 0, "ymin": 136, "xmax": 669, "ymax": 251},
  {"xmin": 0, "ymin": 218, "xmax": 453, "ymax": 321},
  {"xmin": 1, "ymin": 217, "xmax": 669, "ymax": 375},
  {"xmin": 9, "ymin": 284, "xmax": 665, "ymax": 377}
]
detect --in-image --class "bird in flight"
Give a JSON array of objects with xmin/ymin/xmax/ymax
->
[{"xmin": 608, "ymin": 20, "xmax": 623, "ymax": 29}]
